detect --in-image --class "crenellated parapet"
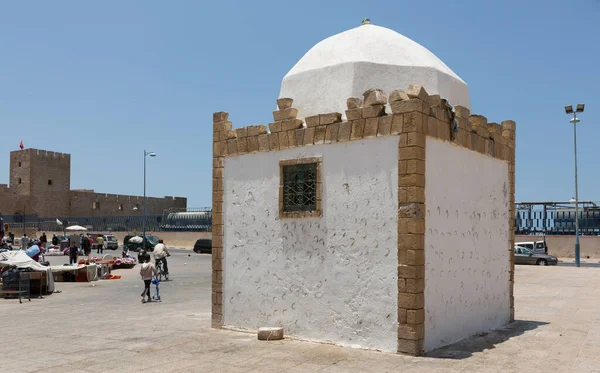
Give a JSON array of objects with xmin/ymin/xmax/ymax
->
[{"xmin": 212, "ymin": 85, "xmax": 515, "ymax": 163}]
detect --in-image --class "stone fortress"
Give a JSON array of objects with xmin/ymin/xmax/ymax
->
[
  {"xmin": 212, "ymin": 21, "xmax": 516, "ymax": 356},
  {"xmin": 0, "ymin": 148, "xmax": 186, "ymax": 218}
]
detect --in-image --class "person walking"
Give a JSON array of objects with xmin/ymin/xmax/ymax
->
[
  {"xmin": 20, "ymin": 233, "xmax": 29, "ymax": 250},
  {"xmin": 152, "ymin": 239, "xmax": 170, "ymax": 275},
  {"xmin": 95, "ymin": 235, "xmax": 104, "ymax": 254},
  {"xmin": 139, "ymin": 253, "xmax": 157, "ymax": 303},
  {"xmin": 69, "ymin": 241, "xmax": 78, "ymax": 265},
  {"xmin": 82, "ymin": 234, "xmax": 91, "ymax": 257},
  {"xmin": 40, "ymin": 232, "xmax": 47, "ymax": 249}
]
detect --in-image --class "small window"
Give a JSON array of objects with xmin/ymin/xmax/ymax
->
[
  {"xmin": 93, "ymin": 202, "xmax": 100, "ymax": 210},
  {"xmin": 48, "ymin": 179, "xmax": 52, "ymax": 186},
  {"xmin": 18, "ymin": 178, "xmax": 22, "ymax": 184},
  {"xmin": 279, "ymin": 158, "xmax": 322, "ymax": 218},
  {"xmin": 118, "ymin": 204, "xmax": 123, "ymax": 211},
  {"xmin": 18, "ymin": 162, "xmax": 21, "ymax": 167}
]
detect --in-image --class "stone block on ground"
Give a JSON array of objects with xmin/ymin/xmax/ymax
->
[{"xmin": 258, "ymin": 327, "xmax": 284, "ymax": 341}]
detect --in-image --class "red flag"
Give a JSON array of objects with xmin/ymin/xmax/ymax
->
[{"xmin": 19, "ymin": 140, "xmax": 24, "ymax": 149}]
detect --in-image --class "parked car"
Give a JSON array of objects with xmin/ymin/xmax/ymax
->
[
  {"xmin": 103, "ymin": 234, "xmax": 118, "ymax": 250},
  {"xmin": 515, "ymin": 240, "xmax": 547, "ymax": 254},
  {"xmin": 514, "ymin": 246, "xmax": 557, "ymax": 266},
  {"xmin": 123, "ymin": 234, "xmax": 159, "ymax": 252},
  {"xmin": 193, "ymin": 238, "xmax": 212, "ymax": 254}
]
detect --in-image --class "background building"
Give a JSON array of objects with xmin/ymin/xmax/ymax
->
[{"xmin": 0, "ymin": 148, "xmax": 186, "ymax": 221}]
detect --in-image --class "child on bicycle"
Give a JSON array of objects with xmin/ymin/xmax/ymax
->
[{"xmin": 139, "ymin": 253, "xmax": 157, "ymax": 303}]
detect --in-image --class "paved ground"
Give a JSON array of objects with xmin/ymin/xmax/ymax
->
[{"xmin": 3, "ymin": 254, "xmax": 600, "ymax": 372}]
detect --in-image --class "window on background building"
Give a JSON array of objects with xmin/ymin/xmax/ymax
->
[
  {"xmin": 48, "ymin": 179, "xmax": 52, "ymax": 186},
  {"xmin": 18, "ymin": 162, "xmax": 21, "ymax": 167},
  {"xmin": 18, "ymin": 178, "xmax": 21, "ymax": 184},
  {"xmin": 93, "ymin": 202, "xmax": 100, "ymax": 210},
  {"xmin": 279, "ymin": 158, "xmax": 322, "ymax": 218},
  {"xmin": 118, "ymin": 204, "xmax": 123, "ymax": 211}
]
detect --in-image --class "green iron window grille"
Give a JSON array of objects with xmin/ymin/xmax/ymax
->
[{"xmin": 282, "ymin": 163, "xmax": 317, "ymax": 212}]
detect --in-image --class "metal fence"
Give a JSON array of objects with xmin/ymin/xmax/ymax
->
[
  {"xmin": 516, "ymin": 202, "xmax": 600, "ymax": 236},
  {"xmin": 1, "ymin": 207, "xmax": 213, "ymax": 233}
]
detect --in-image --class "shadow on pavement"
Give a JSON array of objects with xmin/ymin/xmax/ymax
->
[{"xmin": 425, "ymin": 320, "xmax": 548, "ymax": 359}]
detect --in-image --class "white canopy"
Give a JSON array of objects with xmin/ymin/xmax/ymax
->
[
  {"xmin": 65, "ymin": 225, "xmax": 87, "ymax": 231},
  {"xmin": 0, "ymin": 250, "xmax": 55, "ymax": 293},
  {"xmin": 129, "ymin": 236, "xmax": 143, "ymax": 244}
]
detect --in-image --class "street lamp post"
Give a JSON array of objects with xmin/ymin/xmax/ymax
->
[
  {"xmin": 565, "ymin": 104, "xmax": 585, "ymax": 268},
  {"xmin": 143, "ymin": 150, "xmax": 156, "ymax": 247}
]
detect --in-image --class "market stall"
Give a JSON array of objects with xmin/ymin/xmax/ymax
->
[
  {"xmin": 0, "ymin": 250, "xmax": 55, "ymax": 296},
  {"xmin": 51, "ymin": 264, "xmax": 98, "ymax": 282}
]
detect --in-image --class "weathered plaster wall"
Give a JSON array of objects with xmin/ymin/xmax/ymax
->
[
  {"xmin": 424, "ymin": 138, "xmax": 510, "ymax": 351},
  {"xmin": 223, "ymin": 137, "xmax": 398, "ymax": 352}
]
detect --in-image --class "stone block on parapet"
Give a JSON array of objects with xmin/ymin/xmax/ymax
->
[
  {"xmin": 258, "ymin": 134, "xmax": 269, "ymax": 152},
  {"xmin": 502, "ymin": 120, "xmax": 516, "ymax": 131},
  {"xmin": 268, "ymin": 133, "xmax": 279, "ymax": 150},
  {"xmin": 389, "ymin": 90, "xmax": 410, "ymax": 103},
  {"xmin": 268, "ymin": 122, "xmax": 282, "ymax": 133},
  {"xmin": 347, "ymin": 97, "xmax": 363, "ymax": 109},
  {"xmin": 470, "ymin": 114, "xmax": 488, "ymax": 128},
  {"xmin": 305, "ymin": 115, "xmax": 319, "ymax": 127},
  {"xmin": 346, "ymin": 108, "xmax": 362, "ymax": 121},
  {"xmin": 273, "ymin": 108, "xmax": 298, "ymax": 121},
  {"xmin": 213, "ymin": 121, "xmax": 232, "ymax": 133},
  {"xmin": 319, "ymin": 112, "xmax": 342, "ymax": 125},
  {"xmin": 303, "ymin": 127, "xmax": 315, "ymax": 145},
  {"xmin": 362, "ymin": 105, "xmax": 386, "ymax": 118},
  {"xmin": 247, "ymin": 125, "xmax": 268, "ymax": 137},
  {"xmin": 377, "ymin": 116, "xmax": 392, "ymax": 136},
  {"xmin": 246, "ymin": 136, "xmax": 259, "ymax": 153},
  {"xmin": 363, "ymin": 118, "xmax": 378, "ymax": 138},
  {"xmin": 325, "ymin": 123, "xmax": 339, "ymax": 143},
  {"xmin": 391, "ymin": 99, "xmax": 423, "ymax": 114},
  {"xmin": 427, "ymin": 95, "xmax": 442, "ymax": 108},
  {"xmin": 213, "ymin": 112, "xmax": 228, "ymax": 123},
  {"xmin": 337, "ymin": 122, "xmax": 352, "ymax": 142},
  {"xmin": 363, "ymin": 88, "xmax": 387, "ymax": 106},
  {"xmin": 406, "ymin": 84, "xmax": 429, "ymax": 102},
  {"xmin": 235, "ymin": 127, "xmax": 248, "ymax": 138},
  {"xmin": 280, "ymin": 119, "xmax": 303, "ymax": 132},
  {"xmin": 295, "ymin": 128, "xmax": 306, "ymax": 146},
  {"xmin": 454, "ymin": 105, "xmax": 470, "ymax": 118},
  {"xmin": 277, "ymin": 98, "xmax": 293, "ymax": 110}
]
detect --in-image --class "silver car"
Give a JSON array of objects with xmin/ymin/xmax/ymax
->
[{"xmin": 514, "ymin": 246, "xmax": 558, "ymax": 266}]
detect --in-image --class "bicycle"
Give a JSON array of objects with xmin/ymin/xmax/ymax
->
[
  {"xmin": 156, "ymin": 259, "xmax": 169, "ymax": 282},
  {"xmin": 152, "ymin": 277, "xmax": 161, "ymax": 301}
]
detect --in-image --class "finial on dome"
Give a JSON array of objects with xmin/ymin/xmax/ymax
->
[{"xmin": 361, "ymin": 18, "xmax": 371, "ymax": 25}]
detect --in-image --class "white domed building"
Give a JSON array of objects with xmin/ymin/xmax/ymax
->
[
  {"xmin": 280, "ymin": 21, "xmax": 470, "ymax": 120},
  {"xmin": 211, "ymin": 21, "xmax": 516, "ymax": 356}
]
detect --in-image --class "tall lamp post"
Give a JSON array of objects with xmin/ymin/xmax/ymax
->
[
  {"xmin": 565, "ymin": 104, "xmax": 584, "ymax": 268},
  {"xmin": 143, "ymin": 150, "xmax": 156, "ymax": 246}
]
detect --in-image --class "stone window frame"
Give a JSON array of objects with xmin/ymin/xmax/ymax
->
[
  {"xmin": 279, "ymin": 157, "xmax": 322, "ymax": 219},
  {"xmin": 48, "ymin": 179, "xmax": 52, "ymax": 186}
]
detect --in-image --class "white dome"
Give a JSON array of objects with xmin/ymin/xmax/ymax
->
[{"xmin": 280, "ymin": 24, "xmax": 470, "ymax": 120}]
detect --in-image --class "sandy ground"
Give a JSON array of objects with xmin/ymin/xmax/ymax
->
[{"xmin": 3, "ymin": 258, "xmax": 600, "ymax": 372}]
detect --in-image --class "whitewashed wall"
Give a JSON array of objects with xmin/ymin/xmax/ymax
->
[
  {"xmin": 223, "ymin": 137, "xmax": 398, "ymax": 352},
  {"xmin": 424, "ymin": 138, "xmax": 510, "ymax": 351}
]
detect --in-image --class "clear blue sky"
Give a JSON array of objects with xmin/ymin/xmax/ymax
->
[{"xmin": 1, "ymin": 1, "xmax": 598, "ymax": 208}]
